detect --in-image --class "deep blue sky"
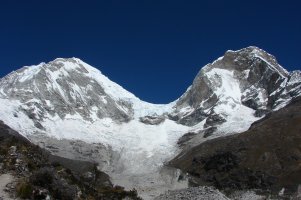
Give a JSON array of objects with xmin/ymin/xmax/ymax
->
[{"xmin": 0, "ymin": 0, "xmax": 300, "ymax": 103}]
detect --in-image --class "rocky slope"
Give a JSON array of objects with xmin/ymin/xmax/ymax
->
[
  {"xmin": 154, "ymin": 186, "xmax": 230, "ymax": 200},
  {"xmin": 0, "ymin": 46, "xmax": 300, "ymax": 198},
  {"xmin": 0, "ymin": 120, "xmax": 141, "ymax": 199},
  {"xmin": 169, "ymin": 96, "xmax": 301, "ymax": 198}
]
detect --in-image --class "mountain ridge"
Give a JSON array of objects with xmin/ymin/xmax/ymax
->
[{"xmin": 0, "ymin": 46, "xmax": 300, "ymax": 199}]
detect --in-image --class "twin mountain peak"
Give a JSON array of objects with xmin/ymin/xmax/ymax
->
[
  {"xmin": 0, "ymin": 46, "xmax": 300, "ymax": 129},
  {"xmin": 0, "ymin": 46, "xmax": 301, "ymax": 199}
]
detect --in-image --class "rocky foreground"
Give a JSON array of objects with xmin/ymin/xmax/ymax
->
[
  {"xmin": 154, "ymin": 186, "xmax": 230, "ymax": 200},
  {"xmin": 0, "ymin": 121, "xmax": 141, "ymax": 200}
]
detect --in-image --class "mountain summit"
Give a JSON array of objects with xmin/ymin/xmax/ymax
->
[
  {"xmin": 0, "ymin": 46, "xmax": 300, "ymax": 199},
  {"xmin": 0, "ymin": 57, "xmax": 173, "ymax": 123},
  {"xmin": 174, "ymin": 46, "xmax": 300, "ymax": 124}
]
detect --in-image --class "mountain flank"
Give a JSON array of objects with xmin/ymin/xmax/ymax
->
[{"xmin": 170, "ymin": 96, "xmax": 301, "ymax": 198}]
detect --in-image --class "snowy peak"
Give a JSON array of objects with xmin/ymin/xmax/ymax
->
[
  {"xmin": 1, "ymin": 57, "xmax": 138, "ymax": 100},
  {"xmin": 174, "ymin": 46, "xmax": 300, "ymax": 129},
  {"xmin": 224, "ymin": 46, "xmax": 288, "ymax": 77},
  {"xmin": 0, "ymin": 47, "xmax": 299, "ymax": 131},
  {"xmin": 0, "ymin": 58, "xmax": 138, "ymax": 124},
  {"xmin": 0, "ymin": 57, "xmax": 176, "ymax": 128},
  {"xmin": 206, "ymin": 46, "xmax": 289, "ymax": 79}
]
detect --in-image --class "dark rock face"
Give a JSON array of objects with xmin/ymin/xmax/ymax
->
[
  {"xmin": 139, "ymin": 115, "xmax": 165, "ymax": 125},
  {"xmin": 254, "ymin": 109, "xmax": 270, "ymax": 117},
  {"xmin": 204, "ymin": 114, "xmax": 226, "ymax": 128},
  {"xmin": 177, "ymin": 132, "xmax": 197, "ymax": 148},
  {"xmin": 177, "ymin": 108, "xmax": 209, "ymax": 126},
  {"xmin": 197, "ymin": 152, "xmax": 239, "ymax": 173},
  {"xmin": 177, "ymin": 127, "xmax": 218, "ymax": 149},
  {"xmin": 170, "ymin": 97, "xmax": 301, "ymax": 196},
  {"xmin": 190, "ymin": 152, "xmax": 276, "ymax": 190},
  {"xmin": 202, "ymin": 127, "xmax": 217, "ymax": 138}
]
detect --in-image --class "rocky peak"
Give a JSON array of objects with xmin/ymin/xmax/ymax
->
[
  {"xmin": 174, "ymin": 46, "xmax": 300, "ymax": 128},
  {"xmin": 222, "ymin": 46, "xmax": 288, "ymax": 77}
]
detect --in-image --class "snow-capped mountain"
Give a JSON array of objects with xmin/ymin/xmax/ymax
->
[
  {"xmin": 0, "ymin": 46, "xmax": 300, "ymax": 199},
  {"xmin": 172, "ymin": 47, "xmax": 301, "ymax": 146},
  {"xmin": 0, "ymin": 57, "xmax": 188, "ymax": 199},
  {"xmin": 174, "ymin": 46, "xmax": 300, "ymax": 123},
  {"xmin": 0, "ymin": 58, "xmax": 173, "ymax": 123}
]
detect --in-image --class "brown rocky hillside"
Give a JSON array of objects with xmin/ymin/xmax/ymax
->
[{"xmin": 170, "ymin": 97, "xmax": 301, "ymax": 197}]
